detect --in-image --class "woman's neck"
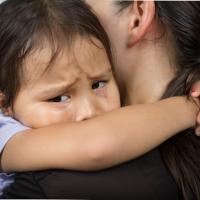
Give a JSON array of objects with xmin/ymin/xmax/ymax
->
[{"xmin": 122, "ymin": 41, "xmax": 176, "ymax": 106}]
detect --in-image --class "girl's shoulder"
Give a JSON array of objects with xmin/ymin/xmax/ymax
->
[{"xmin": 0, "ymin": 114, "xmax": 28, "ymax": 153}]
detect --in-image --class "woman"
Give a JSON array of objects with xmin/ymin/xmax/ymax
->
[
  {"xmin": 86, "ymin": 1, "xmax": 200, "ymax": 199},
  {"xmin": 2, "ymin": 1, "xmax": 200, "ymax": 199}
]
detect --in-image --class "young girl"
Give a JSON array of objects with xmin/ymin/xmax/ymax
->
[{"xmin": 0, "ymin": 0, "xmax": 199, "ymax": 196}]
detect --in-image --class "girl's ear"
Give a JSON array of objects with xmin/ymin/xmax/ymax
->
[
  {"xmin": 126, "ymin": 1, "xmax": 155, "ymax": 47},
  {"xmin": 0, "ymin": 92, "xmax": 5, "ymax": 108},
  {"xmin": 0, "ymin": 92, "xmax": 13, "ymax": 116}
]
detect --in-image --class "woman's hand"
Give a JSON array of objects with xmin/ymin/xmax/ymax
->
[{"xmin": 191, "ymin": 81, "xmax": 200, "ymax": 136}]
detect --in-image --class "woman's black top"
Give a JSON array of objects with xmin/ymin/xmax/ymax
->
[{"xmin": 2, "ymin": 148, "xmax": 179, "ymax": 199}]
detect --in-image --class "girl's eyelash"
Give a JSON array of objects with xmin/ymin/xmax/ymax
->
[
  {"xmin": 92, "ymin": 80, "xmax": 108, "ymax": 90},
  {"xmin": 47, "ymin": 80, "xmax": 109, "ymax": 102},
  {"xmin": 48, "ymin": 95, "xmax": 71, "ymax": 103}
]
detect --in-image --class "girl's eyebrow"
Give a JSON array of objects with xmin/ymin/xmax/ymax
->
[
  {"xmin": 37, "ymin": 78, "xmax": 78, "ymax": 97},
  {"xmin": 88, "ymin": 68, "xmax": 112, "ymax": 79}
]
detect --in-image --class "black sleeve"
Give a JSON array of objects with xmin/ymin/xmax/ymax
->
[{"xmin": 2, "ymin": 148, "xmax": 180, "ymax": 199}]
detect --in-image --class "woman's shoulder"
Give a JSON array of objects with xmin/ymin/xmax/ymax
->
[{"xmin": 2, "ymin": 148, "xmax": 179, "ymax": 199}]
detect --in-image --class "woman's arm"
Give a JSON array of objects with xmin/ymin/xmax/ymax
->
[{"xmin": 1, "ymin": 96, "xmax": 199, "ymax": 172}]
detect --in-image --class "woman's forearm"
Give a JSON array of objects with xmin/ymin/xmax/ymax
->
[{"xmin": 1, "ymin": 96, "xmax": 198, "ymax": 172}]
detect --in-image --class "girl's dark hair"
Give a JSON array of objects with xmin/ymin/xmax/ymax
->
[
  {"xmin": 0, "ymin": 0, "xmax": 113, "ymax": 108},
  {"xmin": 117, "ymin": 1, "xmax": 200, "ymax": 200}
]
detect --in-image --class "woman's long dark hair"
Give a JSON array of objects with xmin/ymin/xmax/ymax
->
[
  {"xmin": 117, "ymin": 1, "xmax": 200, "ymax": 199},
  {"xmin": 157, "ymin": 2, "xmax": 200, "ymax": 200}
]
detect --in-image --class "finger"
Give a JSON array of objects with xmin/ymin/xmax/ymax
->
[
  {"xmin": 195, "ymin": 126, "xmax": 200, "ymax": 136},
  {"xmin": 191, "ymin": 81, "xmax": 200, "ymax": 97},
  {"xmin": 197, "ymin": 112, "xmax": 200, "ymax": 124},
  {"xmin": 191, "ymin": 91, "xmax": 200, "ymax": 98}
]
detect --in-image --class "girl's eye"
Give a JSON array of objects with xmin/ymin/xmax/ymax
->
[
  {"xmin": 92, "ymin": 80, "xmax": 108, "ymax": 90},
  {"xmin": 49, "ymin": 95, "xmax": 71, "ymax": 103}
]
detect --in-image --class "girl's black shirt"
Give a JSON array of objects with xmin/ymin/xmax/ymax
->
[{"xmin": 2, "ymin": 148, "xmax": 179, "ymax": 199}]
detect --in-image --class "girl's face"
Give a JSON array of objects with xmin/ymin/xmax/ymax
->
[{"xmin": 11, "ymin": 37, "xmax": 120, "ymax": 128}]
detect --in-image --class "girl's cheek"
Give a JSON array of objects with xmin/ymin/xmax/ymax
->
[
  {"xmin": 103, "ymin": 88, "xmax": 121, "ymax": 111},
  {"xmin": 95, "ymin": 88, "xmax": 107, "ymax": 97}
]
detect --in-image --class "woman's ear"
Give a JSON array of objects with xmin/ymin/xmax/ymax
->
[
  {"xmin": 0, "ymin": 92, "xmax": 13, "ymax": 116},
  {"xmin": 126, "ymin": 1, "xmax": 155, "ymax": 47}
]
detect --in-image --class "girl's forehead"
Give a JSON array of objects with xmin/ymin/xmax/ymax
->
[{"xmin": 21, "ymin": 37, "xmax": 111, "ymax": 87}]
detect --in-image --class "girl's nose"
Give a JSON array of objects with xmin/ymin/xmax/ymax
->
[{"xmin": 75, "ymin": 98, "xmax": 101, "ymax": 122}]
